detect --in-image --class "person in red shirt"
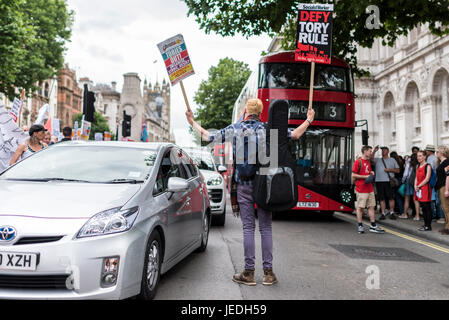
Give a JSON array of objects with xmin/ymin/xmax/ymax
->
[
  {"xmin": 415, "ymin": 150, "xmax": 433, "ymax": 231},
  {"xmin": 352, "ymin": 146, "xmax": 385, "ymax": 234}
]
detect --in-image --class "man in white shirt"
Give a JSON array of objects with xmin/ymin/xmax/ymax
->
[{"xmin": 372, "ymin": 146, "xmax": 400, "ymax": 220}]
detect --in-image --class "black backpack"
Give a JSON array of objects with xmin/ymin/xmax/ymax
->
[{"xmin": 252, "ymin": 100, "xmax": 299, "ymax": 212}]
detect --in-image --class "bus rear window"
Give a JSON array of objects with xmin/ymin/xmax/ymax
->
[{"xmin": 259, "ymin": 63, "xmax": 350, "ymax": 92}]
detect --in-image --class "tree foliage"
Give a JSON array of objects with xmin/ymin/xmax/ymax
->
[
  {"xmin": 73, "ymin": 112, "xmax": 112, "ymax": 140},
  {"xmin": 0, "ymin": 0, "xmax": 74, "ymax": 100},
  {"xmin": 182, "ymin": 0, "xmax": 449, "ymax": 76},
  {"xmin": 193, "ymin": 57, "xmax": 251, "ymax": 130}
]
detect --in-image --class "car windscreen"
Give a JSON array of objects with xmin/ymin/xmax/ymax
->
[
  {"xmin": 259, "ymin": 63, "xmax": 350, "ymax": 92},
  {"xmin": 190, "ymin": 153, "xmax": 215, "ymax": 171},
  {"xmin": 0, "ymin": 146, "xmax": 158, "ymax": 183}
]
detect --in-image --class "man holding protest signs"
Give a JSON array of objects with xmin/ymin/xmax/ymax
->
[{"xmin": 185, "ymin": 100, "xmax": 315, "ymax": 286}]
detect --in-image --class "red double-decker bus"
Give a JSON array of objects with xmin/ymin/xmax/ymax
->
[{"xmin": 232, "ymin": 51, "xmax": 355, "ymax": 213}]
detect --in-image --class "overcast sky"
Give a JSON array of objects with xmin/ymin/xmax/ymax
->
[{"xmin": 65, "ymin": 0, "xmax": 271, "ymax": 146}]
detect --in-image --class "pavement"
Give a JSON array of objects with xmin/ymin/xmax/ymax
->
[
  {"xmin": 338, "ymin": 210, "xmax": 449, "ymax": 247},
  {"xmin": 156, "ymin": 198, "xmax": 449, "ymax": 300}
]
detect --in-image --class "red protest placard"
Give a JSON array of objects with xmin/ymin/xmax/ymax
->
[{"xmin": 295, "ymin": 3, "xmax": 334, "ymax": 64}]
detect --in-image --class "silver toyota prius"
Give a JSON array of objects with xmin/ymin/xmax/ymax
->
[{"xmin": 0, "ymin": 141, "xmax": 211, "ymax": 300}]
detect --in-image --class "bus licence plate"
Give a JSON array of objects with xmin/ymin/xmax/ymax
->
[
  {"xmin": 297, "ymin": 202, "xmax": 320, "ymax": 208},
  {"xmin": 0, "ymin": 252, "xmax": 38, "ymax": 271}
]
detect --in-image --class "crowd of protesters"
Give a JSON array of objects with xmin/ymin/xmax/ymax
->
[
  {"xmin": 7, "ymin": 125, "xmax": 73, "ymax": 166},
  {"xmin": 353, "ymin": 144, "xmax": 449, "ymax": 235}
]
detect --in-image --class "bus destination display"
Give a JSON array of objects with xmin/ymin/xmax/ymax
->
[{"xmin": 287, "ymin": 100, "xmax": 346, "ymax": 122}]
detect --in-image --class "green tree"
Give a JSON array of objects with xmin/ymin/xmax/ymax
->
[
  {"xmin": 73, "ymin": 112, "xmax": 112, "ymax": 140},
  {"xmin": 182, "ymin": 0, "xmax": 449, "ymax": 75},
  {"xmin": 193, "ymin": 57, "xmax": 251, "ymax": 131},
  {"xmin": 0, "ymin": 0, "xmax": 73, "ymax": 100}
]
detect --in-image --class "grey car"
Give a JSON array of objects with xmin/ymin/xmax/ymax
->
[{"xmin": 0, "ymin": 141, "xmax": 211, "ymax": 300}]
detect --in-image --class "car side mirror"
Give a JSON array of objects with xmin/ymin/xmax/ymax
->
[
  {"xmin": 167, "ymin": 177, "xmax": 189, "ymax": 193},
  {"xmin": 217, "ymin": 165, "xmax": 227, "ymax": 173},
  {"xmin": 166, "ymin": 177, "xmax": 189, "ymax": 200}
]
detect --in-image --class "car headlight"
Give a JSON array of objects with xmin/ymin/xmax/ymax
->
[
  {"xmin": 207, "ymin": 176, "xmax": 223, "ymax": 186},
  {"xmin": 77, "ymin": 206, "xmax": 139, "ymax": 238}
]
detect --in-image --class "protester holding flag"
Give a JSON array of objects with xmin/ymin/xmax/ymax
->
[
  {"xmin": 9, "ymin": 124, "xmax": 48, "ymax": 165},
  {"xmin": 141, "ymin": 121, "xmax": 149, "ymax": 142}
]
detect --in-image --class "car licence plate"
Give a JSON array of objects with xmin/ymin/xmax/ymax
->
[
  {"xmin": 297, "ymin": 202, "xmax": 320, "ymax": 208},
  {"xmin": 0, "ymin": 252, "xmax": 38, "ymax": 271}
]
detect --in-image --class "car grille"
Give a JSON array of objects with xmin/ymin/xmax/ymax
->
[
  {"xmin": 209, "ymin": 189, "xmax": 223, "ymax": 203},
  {"xmin": 0, "ymin": 274, "xmax": 70, "ymax": 290},
  {"xmin": 14, "ymin": 236, "xmax": 64, "ymax": 245}
]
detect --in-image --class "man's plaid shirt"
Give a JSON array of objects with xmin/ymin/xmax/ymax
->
[{"xmin": 209, "ymin": 119, "xmax": 293, "ymax": 185}]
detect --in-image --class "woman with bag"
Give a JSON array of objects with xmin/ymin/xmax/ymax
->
[
  {"xmin": 399, "ymin": 154, "xmax": 417, "ymax": 219},
  {"xmin": 415, "ymin": 150, "xmax": 433, "ymax": 231}
]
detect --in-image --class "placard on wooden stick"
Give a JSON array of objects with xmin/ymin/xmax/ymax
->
[
  {"xmin": 157, "ymin": 34, "xmax": 195, "ymax": 112},
  {"xmin": 295, "ymin": 3, "xmax": 334, "ymax": 110}
]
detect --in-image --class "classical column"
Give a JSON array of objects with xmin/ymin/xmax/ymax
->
[
  {"xmin": 377, "ymin": 110, "xmax": 391, "ymax": 147},
  {"xmin": 394, "ymin": 105, "xmax": 407, "ymax": 155},
  {"xmin": 419, "ymin": 95, "xmax": 438, "ymax": 145}
]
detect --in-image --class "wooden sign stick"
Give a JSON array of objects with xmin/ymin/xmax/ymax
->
[
  {"xmin": 180, "ymin": 80, "xmax": 192, "ymax": 112},
  {"xmin": 308, "ymin": 61, "xmax": 315, "ymax": 110}
]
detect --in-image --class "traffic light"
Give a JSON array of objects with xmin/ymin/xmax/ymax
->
[
  {"xmin": 83, "ymin": 84, "xmax": 96, "ymax": 123},
  {"xmin": 362, "ymin": 130, "xmax": 369, "ymax": 146},
  {"xmin": 122, "ymin": 111, "xmax": 132, "ymax": 137}
]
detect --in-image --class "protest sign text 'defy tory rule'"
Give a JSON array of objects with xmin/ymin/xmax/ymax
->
[{"xmin": 295, "ymin": 3, "xmax": 334, "ymax": 64}]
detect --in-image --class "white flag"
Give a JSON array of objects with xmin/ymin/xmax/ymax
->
[
  {"xmin": 0, "ymin": 102, "xmax": 28, "ymax": 172},
  {"xmin": 34, "ymin": 104, "xmax": 50, "ymax": 125}
]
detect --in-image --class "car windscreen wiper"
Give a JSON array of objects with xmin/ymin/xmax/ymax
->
[
  {"xmin": 5, "ymin": 178, "xmax": 93, "ymax": 183},
  {"xmin": 104, "ymin": 179, "xmax": 145, "ymax": 184}
]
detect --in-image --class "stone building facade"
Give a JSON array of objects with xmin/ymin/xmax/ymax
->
[
  {"xmin": 354, "ymin": 25, "xmax": 449, "ymax": 155},
  {"xmin": 93, "ymin": 82, "xmax": 120, "ymax": 136},
  {"xmin": 116, "ymin": 73, "xmax": 172, "ymax": 142},
  {"xmin": 143, "ymin": 79, "xmax": 171, "ymax": 142},
  {"xmin": 57, "ymin": 64, "xmax": 83, "ymax": 128},
  {"xmin": 117, "ymin": 73, "xmax": 145, "ymax": 141},
  {"xmin": 1, "ymin": 78, "xmax": 58, "ymax": 129}
]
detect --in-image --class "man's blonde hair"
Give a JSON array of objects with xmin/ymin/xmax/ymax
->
[{"xmin": 245, "ymin": 98, "xmax": 263, "ymax": 115}]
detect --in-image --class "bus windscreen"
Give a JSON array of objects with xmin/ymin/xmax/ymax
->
[
  {"xmin": 288, "ymin": 128, "xmax": 353, "ymax": 186},
  {"xmin": 259, "ymin": 63, "xmax": 350, "ymax": 92}
]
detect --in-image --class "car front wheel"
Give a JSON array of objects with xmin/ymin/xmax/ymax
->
[
  {"xmin": 196, "ymin": 212, "xmax": 210, "ymax": 252},
  {"xmin": 138, "ymin": 231, "xmax": 162, "ymax": 300},
  {"xmin": 212, "ymin": 205, "xmax": 226, "ymax": 226}
]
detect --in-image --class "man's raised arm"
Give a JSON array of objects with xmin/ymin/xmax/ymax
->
[{"xmin": 185, "ymin": 109, "xmax": 211, "ymax": 142}]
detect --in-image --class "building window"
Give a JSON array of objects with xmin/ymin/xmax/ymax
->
[
  {"xmin": 432, "ymin": 69, "xmax": 449, "ymax": 138},
  {"xmin": 405, "ymin": 81, "xmax": 420, "ymax": 136},
  {"xmin": 44, "ymin": 83, "xmax": 49, "ymax": 98}
]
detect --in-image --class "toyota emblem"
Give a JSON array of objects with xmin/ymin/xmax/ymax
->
[{"xmin": 0, "ymin": 226, "xmax": 17, "ymax": 242}]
